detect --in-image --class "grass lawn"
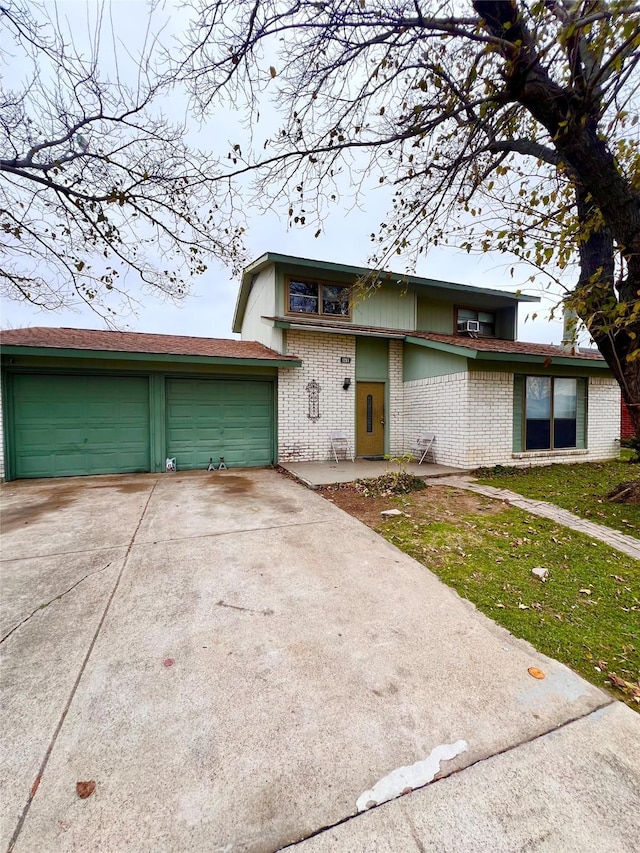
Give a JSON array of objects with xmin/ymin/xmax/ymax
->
[
  {"xmin": 322, "ymin": 479, "xmax": 640, "ymax": 709},
  {"xmin": 474, "ymin": 459, "xmax": 640, "ymax": 535}
]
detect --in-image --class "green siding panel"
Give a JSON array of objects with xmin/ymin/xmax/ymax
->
[
  {"xmin": 513, "ymin": 375, "xmax": 524, "ymax": 452},
  {"xmin": 166, "ymin": 378, "xmax": 273, "ymax": 469},
  {"xmin": 576, "ymin": 378, "xmax": 587, "ymax": 449},
  {"xmin": 353, "ymin": 283, "xmax": 415, "ymax": 330},
  {"xmin": 404, "ymin": 343, "xmax": 467, "ymax": 381},
  {"xmin": 12, "ymin": 374, "xmax": 150, "ymax": 478},
  {"xmin": 356, "ymin": 337, "xmax": 388, "ymax": 380},
  {"xmin": 416, "ymin": 296, "xmax": 453, "ymax": 333}
]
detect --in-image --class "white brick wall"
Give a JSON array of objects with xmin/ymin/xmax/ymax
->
[
  {"xmin": 586, "ymin": 376, "xmax": 620, "ymax": 458},
  {"xmin": 403, "ymin": 372, "xmax": 470, "ymax": 466},
  {"xmin": 465, "ymin": 371, "xmax": 514, "ymax": 467},
  {"xmin": 278, "ymin": 330, "xmax": 356, "ymax": 461},
  {"xmin": 403, "ymin": 371, "xmax": 620, "ymax": 469},
  {"xmin": 388, "ymin": 339, "xmax": 404, "ymax": 457}
]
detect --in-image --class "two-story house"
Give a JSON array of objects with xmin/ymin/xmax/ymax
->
[
  {"xmin": 0, "ymin": 252, "xmax": 620, "ymax": 480},
  {"xmin": 234, "ymin": 252, "xmax": 619, "ymax": 469}
]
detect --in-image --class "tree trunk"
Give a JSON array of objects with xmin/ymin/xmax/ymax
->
[{"xmin": 475, "ymin": 0, "xmax": 640, "ymax": 438}]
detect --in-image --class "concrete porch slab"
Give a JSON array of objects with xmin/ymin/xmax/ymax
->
[{"xmin": 280, "ymin": 459, "xmax": 465, "ymax": 487}]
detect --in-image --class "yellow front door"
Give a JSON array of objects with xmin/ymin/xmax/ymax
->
[{"xmin": 356, "ymin": 382, "xmax": 385, "ymax": 456}]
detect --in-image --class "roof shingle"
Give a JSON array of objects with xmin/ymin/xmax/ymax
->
[
  {"xmin": 411, "ymin": 331, "xmax": 605, "ymax": 360},
  {"xmin": 268, "ymin": 316, "xmax": 605, "ymax": 361},
  {"xmin": 0, "ymin": 327, "xmax": 293, "ymax": 362}
]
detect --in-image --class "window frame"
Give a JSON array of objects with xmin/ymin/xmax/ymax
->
[
  {"xmin": 522, "ymin": 375, "xmax": 580, "ymax": 451},
  {"xmin": 285, "ymin": 275, "xmax": 352, "ymax": 320},
  {"xmin": 454, "ymin": 306, "xmax": 496, "ymax": 337}
]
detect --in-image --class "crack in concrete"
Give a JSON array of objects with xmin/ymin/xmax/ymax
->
[
  {"xmin": 6, "ymin": 480, "xmax": 159, "ymax": 853},
  {"xmin": 0, "ymin": 562, "xmax": 113, "ymax": 646},
  {"xmin": 133, "ymin": 517, "xmax": 335, "ymax": 546},
  {"xmin": 0, "ymin": 545, "xmax": 127, "ymax": 564},
  {"xmin": 274, "ymin": 699, "xmax": 616, "ymax": 852},
  {"xmin": 216, "ymin": 599, "xmax": 274, "ymax": 616}
]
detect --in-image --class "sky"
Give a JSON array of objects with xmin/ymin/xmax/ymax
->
[{"xmin": 0, "ymin": 0, "xmax": 572, "ymax": 346}]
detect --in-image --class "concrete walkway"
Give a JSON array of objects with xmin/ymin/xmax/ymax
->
[
  {"xmin": 1, "ymin": 470, "xmax": 639, "ymax": 852},
  {"xmin": 430, "ymin": 475, "xmax": 640, "ymax": 560}
]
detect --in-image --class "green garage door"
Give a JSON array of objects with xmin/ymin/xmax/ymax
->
[
  {"xmin": 166, "ymin": 378, "xmax": 273, "ymax": 469},
  {"xmin": 11, "ymin": 374, "xmax": 150, "ymax": 478}
]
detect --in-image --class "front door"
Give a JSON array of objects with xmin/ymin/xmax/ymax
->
[{"xmin": 356, "ymin": 382, "xmax": 385, "ymax": 457}]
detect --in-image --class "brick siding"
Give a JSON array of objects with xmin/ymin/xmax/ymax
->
[
  {"xmin": 402, "ymin": 371, "xmax": 619, "ymax": 468},
  {"xmin": 278, "ymin": 330, "xmax": 357, "ymax": 461}
]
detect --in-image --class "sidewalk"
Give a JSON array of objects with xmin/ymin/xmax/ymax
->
[{"xmin": 429, "ymin": 475, "xmax": 640, "ymax": 560}]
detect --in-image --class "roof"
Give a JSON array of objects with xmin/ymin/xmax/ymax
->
[
  {"xmin": 411, "ymin": 331, "xmax": 605, "ymax": 361},
  {"xmin": 268, "ymin": 316, "xmax": 610, "ymax": 368},
  {"xmin": 233, "ymin": 251, "xmax": 539, "ymax": 332},
  {"xmin": 0, "ymin": 327, "xmax": 300, "ymax": 366}
]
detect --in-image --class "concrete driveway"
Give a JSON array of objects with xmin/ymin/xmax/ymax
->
[{"xmin": 1, "ymin": 469, "xmax": 638, "ymax": 852}]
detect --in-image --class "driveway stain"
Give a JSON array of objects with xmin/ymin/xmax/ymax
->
[{"xmin": 1, "ymin": 487, "xmax": 79, "ymax": 533}]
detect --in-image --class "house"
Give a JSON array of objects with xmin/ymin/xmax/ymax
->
[
  {"xmin": 235, "ymin": 253, "xmax": 619, "ymax": 468},
  {"xmin": 0, "ymin": 252, "xmax": 620, "ymax": 480}
]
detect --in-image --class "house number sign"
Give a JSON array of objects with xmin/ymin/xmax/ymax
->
[
  {"xmin": 340, "ymin": 357, "xmax": 351, "ymax": 363},
  {"xmin": 306, "ymin": 379, "xmax": 321, "ymax": 421}
]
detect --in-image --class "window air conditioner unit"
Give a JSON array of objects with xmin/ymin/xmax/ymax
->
[{"xmin": 457, "ymin": 319, "xmax": 481, "ymax": 334}]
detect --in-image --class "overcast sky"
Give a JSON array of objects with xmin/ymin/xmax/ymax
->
[{"xmin": 0, "ymin": 0, "xmax": 572, "ymax": 345}]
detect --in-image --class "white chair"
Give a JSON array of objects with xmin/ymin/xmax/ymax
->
[
  {"xmin": 330, "ymin": 430, "xmax": 355, "ymax": 463},
  {"xmin": 414, "ymin": 434, "xmax": 436, "ymax": 464}
]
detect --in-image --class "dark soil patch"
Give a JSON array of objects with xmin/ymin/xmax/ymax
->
[
  {"xmin": 607, "ymin": 479, "xmax": 640, "ymax": 505},
  {"xmin": 319, "ymin": 483, "xmax": 505, "ymax": 531}
]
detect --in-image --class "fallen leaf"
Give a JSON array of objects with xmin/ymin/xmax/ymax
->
[
  {"xmin": 579, "ymin": 588, "xmax": 592, "ymax": 595},
  {"xmin": 528, "ymin": 667, "xmax": 545, "ymax": 680},
  {"xmin": 518, "ymin": 603, "xmax": 529, "ymax": 610},
  {"xmin": 76, "ymin": 781, "xmax": 96, "ymax": 799}
]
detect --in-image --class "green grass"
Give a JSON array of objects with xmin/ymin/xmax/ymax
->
[
  {"xmin": 381, "ymin": 497, "xmax": 639, "ymax": 708},
  {"xmin": 474, "ymin": 459, "xmax": 639, "ymax": 535}
]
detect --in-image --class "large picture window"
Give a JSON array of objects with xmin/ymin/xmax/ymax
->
[
  {"xmin": 287, "ymin": 278, "xmax": 351, "ymax": 318},
  {"xmin": 525, "ymin": 377, "xmax": 578, "ymax": 450}
]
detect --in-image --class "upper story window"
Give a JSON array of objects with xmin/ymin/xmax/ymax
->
[
  {"xmin": 287, "ymin": 277, "xmax": 351, "ymax": 319},
  {"xmin": 456, "ymin": 307, "xmax": 495, "ymax": 336}
]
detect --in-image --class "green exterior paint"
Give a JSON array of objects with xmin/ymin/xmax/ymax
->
[
  {"xmin": 576, "ymin": 379, "xmax": 587, "ymax": 449},
  {"xmin": 356, "ymin": 337, "xmax": 389, "ymax": 380},
  {"xmin": 149, "ymin": 372, "xmax": 167, "ymax": 473},
  {"xmin": 468, "ymin": 359, "xmax": 611, "ymax": 376},
  {"xmin": 9, "ymin": 373, "xmax": 151, "ymax": 478},
  {"xmin": 352, "ymin": 284, "xmax": 415, "ymax": 330},
  {"xmin": 166, "ymin": 378, "xmax": 274, "ymax": 469},
  {"xmin": 235, "ymin": 252, "xmax": 537, "ymax": 332},
  {"xmin": 405, "ymin": 336, "xmax": 477, "ymax": 358},
  {"xmin": 495, "ymin": 307, "xmax": 517, "ymax": 340},
  {"xmin": 1, "ymin": 355, "xmax": 280, "ymax": 376},
  {"xmin": 2, "ymin": 356, "xmax": 280, "ymax": 479},
  {"xmin": 0, "ymin": 346, "xmax": 299, "ymax": 368},
  {"xmin": 403, "ymin": 343, "xmax": 468, "ymax": 381},
  {"xmin": 416, "ymin": 296, "xmax": 453, "ymax": 333},
  {"xmin": 512, "ymin": 375, "xmax": 524, "ymax": 452}
]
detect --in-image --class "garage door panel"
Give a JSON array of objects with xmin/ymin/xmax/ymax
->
[
  {"xmin": 11, "ymin": 375, "xmax": 150, "ymax": 478},
  {"xmin": 166, "ymin": 378, "xmax": 273, "ymax": 470}
]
